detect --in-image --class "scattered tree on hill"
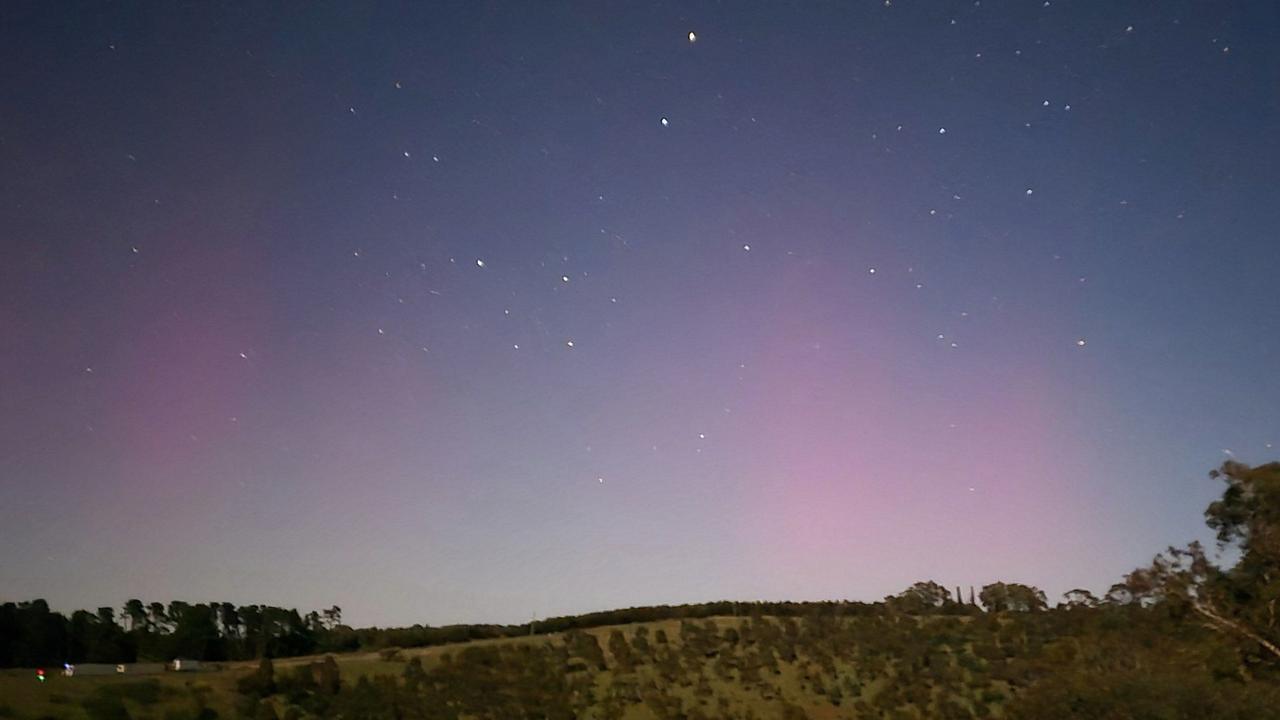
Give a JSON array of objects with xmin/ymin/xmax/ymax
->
[
  {"xmin": 979, "ymin": 583, "xmax": 1048, "ymax": 612},
  {"xmin": 888, "ymin": 581, "xmax": 954, "ymax": 613}
]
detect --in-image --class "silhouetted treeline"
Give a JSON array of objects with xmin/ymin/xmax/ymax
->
[
  {"xmin": 0, "ymin": 600, "xmax": 341, "ymax": 667},
  {"xmin": 347, "ymin": 600, "xmax": 885, "ymax": 652}
]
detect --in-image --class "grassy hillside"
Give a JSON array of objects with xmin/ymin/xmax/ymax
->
[{"xmin": 6, "ymin": 606, "xmax": 1277, "ymax": 720}]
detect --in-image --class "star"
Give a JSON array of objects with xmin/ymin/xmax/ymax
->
[
  {"xmin": 687, "ymin": 31, "xmax": 697, "ymax": 43},
  {"xmin": 565, "ymin": 340, "xmax": 575, "ymax": 348},
  {"xmin": 742, "ymin": 244, "xmax": 751, "ymax": 251},
  {"xmin": 1076, "ymin": 338, "xmax": 1087, "ymax": 347},
  {"xmin": 561, "ymin": 275, "xmax": 570, "ymax": 283},
  {"xmin": 475, "ymin": 259, "xmax": 485, "ymax": 268},
  {"xmin": 938, "ymin": 127, "xmax": 946, "ymax": 134},
  {"xmin": 660, "ymin": 117, "xmax": 670, "ymax": 127}
]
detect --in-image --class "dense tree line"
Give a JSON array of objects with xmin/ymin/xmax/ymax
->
[{"xmin": 0, "ymin": 601, "xmax": 342, "ymax": 667}]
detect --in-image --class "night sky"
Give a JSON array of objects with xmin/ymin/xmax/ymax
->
[{"xmin": 2, "ymin": 2, "xmax": 1278, "ymax": 628}]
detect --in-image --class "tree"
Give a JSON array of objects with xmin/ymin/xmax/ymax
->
[
  {"xmin": 318, "ymin": 654, "xmax": 341, "ymax": 694},
  {"xmin": 1103, "ymin": 583, "xmax": 1134, "ymax": 606},
  {"xmin": 1061, "ymin": 589, "xmax": 1099, "ymax": 609},
  {"xmin": 321, "ymin": 606, "xmax": 342, "ymax": 630},
  {"xmin": 238, "ymin": 656, "xmax": 276, "ymax": 698},
  {"xmin": 1131, "ymin": 461, "xmax": 1280, "ymax": 664},
  {"xmin": 889, "ymin": 581, "xmax": 953, "ymax": 613},
  {"xmin": 147, "ymin": 602, "xmax": 169, "ymax": 633},
  {"xmin": 979, "ymin": 583, "xmax": 1047, "ymax": 612},
  {"xmin": 218, "ymin": 603, "xmax": 241, "ymax": 643},
  {"xmin": 607, "ymin": 630, "xmax": 634, "ymax": 672},
  {"xmin": 123, "ymin": 599, "xmax": 147, "ymax": 632}
]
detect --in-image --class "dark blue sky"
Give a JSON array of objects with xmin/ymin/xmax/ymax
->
[{"xmin": 2, "ymin": 1, "xmax": 1277, "ymax": 627}]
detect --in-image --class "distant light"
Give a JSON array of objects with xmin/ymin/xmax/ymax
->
[
  {"xmin": 566, "ymin": 340, "xmax": 575, "ymax": 348},
  {"xmin": 1026, "ymin": 188, "xmax": 1034, "ymax": 195},
  {"xmin": 403, "ymin": 151, "xmax": 410, "ymax": 158},
  {"xmin": 1076, "ymin": 338, "xmax": 1087, "ymax": 347},
  {"xmin": 742, "ymin": 244, "xmax": 751, "ymax": 252},
  {"xmin": 660, "ymin": 117, "xmax": 670, "ymax": 127},
  {"xmin": 698, "ymin": 433, "xmax": 706, "ymax": 440},
  {"xmin": 561, "ymin": 275, "xmax": 570, "ymax": 283},
  {"xmin": 688, "ymin": 31, "xmax": 697, "ymax": 43},
  {"xmin": 868, "ymin": 267, "xmax": 876, "ymax": 274},
  {"xmin": 475, "ymin": 259, "xmax": 485, "ymax": 268},
  {"xmin": 597, "ymin": 477, "xmax": 605, "ymax": 483},
  {"xmin": 938, "ymin": 127, "xmax": 947, "ymax": 134}
]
